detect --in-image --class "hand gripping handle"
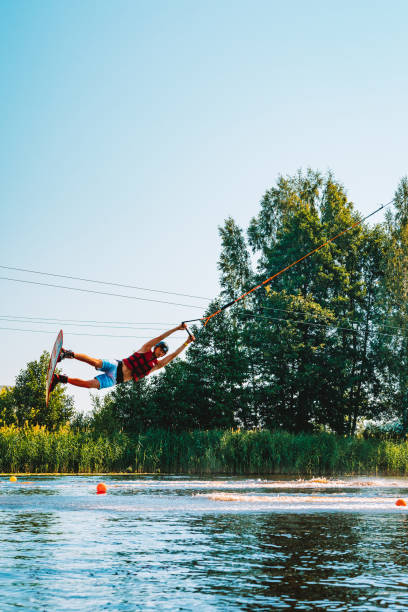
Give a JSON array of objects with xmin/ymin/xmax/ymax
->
[{"xmin": 182, "ymin": 321, "xmax": 195, "ymax": 341}]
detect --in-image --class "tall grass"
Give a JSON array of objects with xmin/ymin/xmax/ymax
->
[
  {"xmin": 2, "ymin": 425, "xmax": 408, "ymax": 474},
  {"xmin": 0, "ymin": 425, "xmax": 132, "ymax": 473}
]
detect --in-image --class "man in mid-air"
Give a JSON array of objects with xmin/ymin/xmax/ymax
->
[{"xmin": 50, "ymin": 322, "xmax": 194, "ymax": 392}]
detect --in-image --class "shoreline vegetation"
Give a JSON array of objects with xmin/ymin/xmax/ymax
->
[{"xmin": 2, "ymin": 426, "xmax": 408, "ymax": 476}]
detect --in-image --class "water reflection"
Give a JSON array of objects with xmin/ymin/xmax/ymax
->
[
  {"xmin": 0, "ymin": 511, "xmax": 62, "ymax": 610},
  {"xmin": 0, "ymin": 510, "xmax": 58, "ymax": 535},
  {"xmin": 4, "ymin": 486, "xmax": 58, "ymax": 496},
  {"xmin": 187, "ymin": 512, "xmax": 408, "ymax": 609},
  {"xmin": 98, "ymin": 510, "xmax": 408, "ymax": 609}
]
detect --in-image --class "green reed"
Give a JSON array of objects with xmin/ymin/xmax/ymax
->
[{"xmin": 2, "ymin": 425, "xmax": 408, "ymax": 474}]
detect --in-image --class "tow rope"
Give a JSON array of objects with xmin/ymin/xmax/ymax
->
[{"xmin": 183, "ymin": 199, "xmax": 393, "ymax": 331}]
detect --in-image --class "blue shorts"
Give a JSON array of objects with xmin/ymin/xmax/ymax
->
[{"xmin": 95, "ymin": 359, "xmax": 119, "ymax": 389}]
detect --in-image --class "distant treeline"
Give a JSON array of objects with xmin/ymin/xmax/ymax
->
[
  {"xmin": 89, "ymin": 170, "xmax": 408, "ymax": 436},
  {"xmin": 2, "ymin": 169, "xmax": 408, "ymax": 436},
  {"xmin": 2, "ymin": 426, "xmax": 408, "ymax": 475}
]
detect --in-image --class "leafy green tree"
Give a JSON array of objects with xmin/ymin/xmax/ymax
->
[
  {"xmin": 237, "ymin": 170, "xmax": 390, "ymax": 433},
  {"xmin": 381, "ymin": 177, "xmax": 408, "ymax": 431},
  {"xmin": 146, "ymin": 360, "xmax": 203, "ymax": 430},
  {"xmin": 90, "ymin": 378, "xmax": 151, "ymax": 434},
  {"xmin": 218, "ymin": 217, "xmax": 253, "ymax": 299},
  {"xmin": 187, "ymin": 302, "xmax": 253, "ymax": 428},
  {"xmin": 0, "ymin": 386, "xmax": 17, "ymax": 425},
  {"xmin": 13, "ymin": 351, "xmax": 74, "ymax": 428}
]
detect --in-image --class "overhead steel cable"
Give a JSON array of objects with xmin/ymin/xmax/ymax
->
[
  {"xmin": 0, "ymin": 276, "xmax": 204, "ymax": 309},
  {"xmin": 3, "ymin": 305, "xmax": 399, "ymax": 331},
  {"xmin": 242, "ymin": 297, "xmax": 405, "ymax": 333},
  {"xmin": 0, "ymin": 312, "xmax": 402, "ymax": 341},
  {"xmin": 195, "ymin": 294, "xmax": 405, "ymax": 335},
  {"xmin": 178, "ymin": 302, "xmax": 403, "ymax": 333},
  {"xmin": 0, "ymin": 315, "xmax": 176, "ymax": 326},
  {"xmin": 0, "ymin": 316, "xmax": 402, "ymax": 340},
  {"xmin": 0, "ymin": 265, "xmax": 210, "ymax": 301},
  {"xmin": 235, "ymin": 311, "xmax": 403, "ymax": 340},
  {"xmin": 0, "ymin": 311, "xmax": 400, "ymax": 338},
  {"xmin": 0, "ymin": 326, "xmax": 186, "ymax": 339},
  {"xmin": 203, "ymin": 200, "xmax": 394, "ymax": 326},
  {"xmin": 0, "ymin": 317, "xmax": 177, "ymax": 331},
  {"xmin": 256, "ymin": 305, "xmax": 404, "ymax": 333}
]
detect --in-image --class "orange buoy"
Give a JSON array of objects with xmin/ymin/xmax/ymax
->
[
  {"xmin": 9, "ymin": 476, "xmax": 17, "ymax": 482},
  {"xmin": 396, "ymin": 499, "xmax": 407, "ymax": 506},
  {"xmin": 96, "ymin": 482, "xmax": 107, "ymax": 494}
]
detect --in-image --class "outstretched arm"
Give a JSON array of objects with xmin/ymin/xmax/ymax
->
[
  {"xmin": 150, "ymin": 335, "xmax": 194, "ymax": 372},
  {"xmin": 139, "ymin": 323, "xmax": 186, "ymax": 353}
]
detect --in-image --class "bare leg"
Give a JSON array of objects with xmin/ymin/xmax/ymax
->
[
  {"xmin": 67, "ymin": 377, "xmax": 100, "ymax": 389},
  {"xmin": 72, "ymin": 353, "xmax": 103, "ymax": 369},
  {"xmin": 60, "ymin": 352, "xmax": 103, "ymax": 389}
]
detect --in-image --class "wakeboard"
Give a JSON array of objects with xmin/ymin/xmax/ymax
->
[{"xmin": 46, "ymin": 329, "xmax": 63, "ymax": 406}]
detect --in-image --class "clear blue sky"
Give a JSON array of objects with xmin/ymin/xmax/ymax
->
[{"xmin": 1, "ymin": 0, "xmax": 407, "ymax": 413}]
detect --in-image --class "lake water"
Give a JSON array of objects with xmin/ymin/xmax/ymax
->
[{"xmin": 1, "ymin": 475, "xmax": 408, "ymax": 610}]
